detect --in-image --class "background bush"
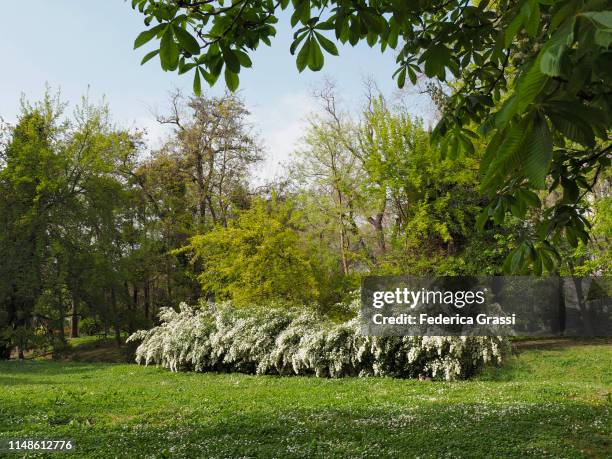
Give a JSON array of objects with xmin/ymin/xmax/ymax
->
[
  {"xmin": 78, "ymin": 318, "xmax": 103, "ymax": 336},
  {"xmin": 128, "ymin": 299, "xmax": 509, "ymax": 380}
]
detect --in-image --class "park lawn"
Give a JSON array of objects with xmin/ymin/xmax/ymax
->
[{"xmin": 0, "ymin": 341, "xmax": 610, "ymax": 458}]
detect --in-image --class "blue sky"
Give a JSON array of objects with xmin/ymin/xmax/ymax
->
[{"xmin": 0, "ymin": 0, "xmax": 432, "ymax": 179}]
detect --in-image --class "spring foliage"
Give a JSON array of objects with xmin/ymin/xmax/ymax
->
[
  {"xmin": 179, "ymin": 198, "xmax": 319, "ymax": 306},
  {"xmin": 130, "ymin": 0, "xmax": 612, "ymax": 272},
  {"xmin": 128, "ymin": 299, "xmax": 509, "ymax": 380}
]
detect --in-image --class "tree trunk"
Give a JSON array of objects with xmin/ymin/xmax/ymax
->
[
  {"xmin": 126, "ymin": 282, "xmax": 136, "ymax": 334},
  {"xmin": 144, "ymin": 280, "xmax": 150, "ymax": 319},
  {"xmin": 572, "ymin": 277, "xmax": 594, "ymax": 335},
  {"xmin": 1, "ymin": 295, "xmax": 17, "ymax": 359},
  {"xmin": 566, "ymin": 260, "xmax": 594, "ymax": 335},
  {"xmin": 56, "ymin": 265, "xmax": 66, "ymax": 342},
  {"xmin": 17, "ymin": 313, "xmax": 26, "ymax": 359},
  {"xmin": 0, "ymin": 344, "xmax": 11, "ymax": 360},
  {"xmin": 110, "ymin": 286, "xmax": 122, "ymax": 348},
  {"xmin": 166, "ymin": 258, "xmax": 173, "ymax": 299},
  {"xmin": 70, "ymin": 289, "xmax": 79, "ymax": 338},
  {"xmin": 339, "ymin": 224, "xmax": 349, "ymax": 275},
  {"xmin": 132, "ymin": 283, "xmax": 138, "ymax": 310},
  {"xmin": 557, "ymin": 276, "xmax": 566, "ymax": 336},
  {"xmin": 194, "ymin": 147, "xmax": 206, "ymax": 227},
  {"xmin": 102, "ymin": 290, "xmax": 109, "ymax": 339},
  {"xmin": 367, "ymin": 212, "xmax": 386, "ymax": 254},
  {"xmin": 57, "ymin": 296, "xmax": 65, "ymax": 343}
]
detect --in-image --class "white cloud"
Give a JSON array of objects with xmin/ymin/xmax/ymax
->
[
  {"xmin": 136, "ymin": 117, "xmax": 173, "ymax": 150},
  {"xmin": 249, "ymin": 91, "xmax": 317, "ymax": 184}
]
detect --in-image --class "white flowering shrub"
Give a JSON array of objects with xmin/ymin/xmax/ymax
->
[{"xmin": 128, "ymin": 299, "xmax": 509, "ymax": 380}]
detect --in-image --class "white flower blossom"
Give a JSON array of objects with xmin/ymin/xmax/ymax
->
[{"xmin": 127, "ymin": 298, "xmax": 510, "ymax": 380}]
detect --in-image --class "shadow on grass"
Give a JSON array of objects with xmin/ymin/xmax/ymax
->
[
  {"xmin": 0, "ymin": 361, "xmax": 106, "ymax": 377},
  {"xmin": 512, "ymin": 337, "xmax": 612, "ymax": 350},
  {"xmin": 5, "ymin": 402, "xmax": 607, "ymax": 458},
  {"xmin": 0, "ymin": 376, "xmax": 64, "ymax": 386}
]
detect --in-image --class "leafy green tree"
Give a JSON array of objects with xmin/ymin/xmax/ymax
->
[
  {"xmin": 179, "ymin": 197, "xmax": 319, "ymax": 305},
  {"xmin": 131, "ymin": 150, "xmax": 202, "ymax": 311},
  {"xmin": 0, "ymin": 106, "xmax": 58, "ymax": 358},
  {"xmin": 292, "ymin": 88, "xmax": 365, "ymax": 276},
  {"xmin": 131, "ymin": 0, "xmax": 611, "ymax": 271},
  {"xmin": 153, "ymin": 90, "xmax": 262, "ymax": 230},
  {"xmin": 359, "ymin": 97, "xmax": 496, "ymax": 274},
  {"xmin": 294, "ymin": 87, "xmax": 517, "ymax": 278},
  {"xmin": 125, "ymin": 91, "xmax": 262, "ymax": 314},
  {"xmin": 0, "ymin": 93, "xmax": 147, "ymax": 356},
  {"xmin": 557, "ymin": 167, "xmax": 612, "ymax": 277}
]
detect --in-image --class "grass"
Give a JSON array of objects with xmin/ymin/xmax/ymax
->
[
  {"xmin": 0, "ymin": 340, "xmax": 610, "ymax": 458},
  {"xmin": 54, "ymin": 336, "xmax": 132, "ymax": 363}
]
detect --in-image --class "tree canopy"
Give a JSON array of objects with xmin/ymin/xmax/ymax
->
[
  {"xmin": 131, "ymin": 0, "xmax": 611, "ymax": 271},
  {"xmin": 1, "ymin": 84, "xmax": 607, "ymax": 358}
]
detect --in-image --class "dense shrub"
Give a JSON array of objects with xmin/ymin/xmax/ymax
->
[
  {"xmin": 78, "ymin": 318, "xmax": 103, "ymax": 336},
  {"xmin": 127, "ymin": 299, "xmax": 509, "ymax": 380}
]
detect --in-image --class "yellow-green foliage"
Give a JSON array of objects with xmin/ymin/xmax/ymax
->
[{"xmin": 181, "ymin": 198, "xmax": 319, "ymax": 306}]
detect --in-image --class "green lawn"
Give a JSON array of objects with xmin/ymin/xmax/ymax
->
[{"xmin": 0, "ymin": 341, "xmax": 610, "ymax": 458}]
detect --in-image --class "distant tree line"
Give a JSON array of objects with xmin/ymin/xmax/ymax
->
[{"xmin": 1, "ymin": 85, "xmax": 609, "ymax": 359}]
